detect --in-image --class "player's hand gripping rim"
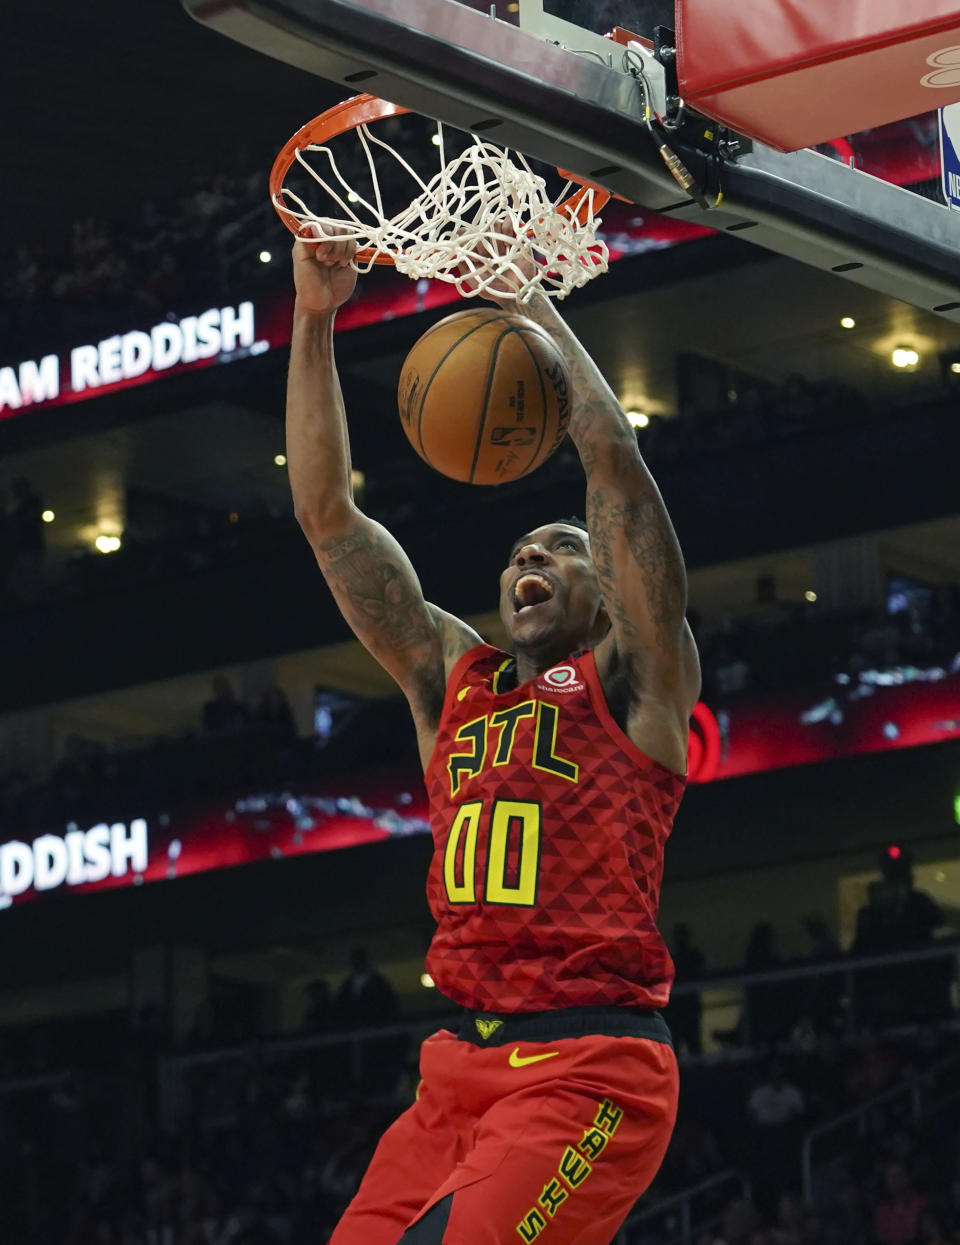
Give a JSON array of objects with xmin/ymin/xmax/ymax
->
[{"xmin": 292, "ymin": 222, "xmax": 358, "ymax": 315}]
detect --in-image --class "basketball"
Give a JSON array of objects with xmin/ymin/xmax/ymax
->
[{"xmin": 396, "ymin": 308, "xmax": 571, "ymax": 485}]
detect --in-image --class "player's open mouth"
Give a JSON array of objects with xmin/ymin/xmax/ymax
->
[{"xmin": 513, "ymin": 572, "xmax": 555, "ymax": 613}]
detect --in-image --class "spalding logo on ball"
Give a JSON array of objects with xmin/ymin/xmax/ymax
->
[
  {"xmin": 396, "ymin": 308, "xmax": 572, "ymax": 485},
  {"xmin": 398, "ymin": 367, "xmax": 421, "ymax": 426}
]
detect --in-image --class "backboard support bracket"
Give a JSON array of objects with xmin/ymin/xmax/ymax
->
[{"xmin": 183, "ymin": 0, "xmax": 960, "ymax": 321}]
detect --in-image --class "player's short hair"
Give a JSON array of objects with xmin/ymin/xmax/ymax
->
[
  {"xmin": 506, "ymin": 517, "xmax": 590, "ymax": 563},
  {"xmin": 552, "ymin": 516, "xmax": 589, "ymax": 534}
]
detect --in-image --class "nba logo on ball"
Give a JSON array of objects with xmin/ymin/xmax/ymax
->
[{"xmin": 539, "ymin": 664, "xmax": 584, "ymax": 694}]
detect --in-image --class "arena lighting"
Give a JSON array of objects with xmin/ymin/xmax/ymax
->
[
  {"xmin": 887, "ymin": 844, "xmax": 902, "ymax": 860},
  {"xmin": 273, "ymin": 453, "xmax": 287, "ymax": 466},
  {"xmin": 625, "ymin": 410, "xmax": 649, "ymax": 428},
  {"xmin": 804, "ymin": 590, "xmax": 818, "ymax": 602},
  {"xmin": 891, "ymin": 345, "xmax": 920, "ymax": 368},
  {"xmin": 420, "ymin": 972, "xmax": 436, "ymax": 988},
  {"xmin": 431, "ymin": 132, "xmax": 441, "ymax": 147},
  {"xmin": 951, "ymin": 363, "xmax": 960, "ymax": 375},
  {"xmin": 350, "ymin": 468, "xmax": 366, "ymax": 490},
  {"xmin": 94, "ymin": 534, "xmax": 121, "ymax": 554},
  {"xmin": 41, "ymin": 509, "xmax": 54, "ymax": 523},
  {"xmin": 840, "ymin": 316, "xmax": 856, "ymax": 328},
  {"xmin": 258, "ymin": 250, "xmax": 272, "ymax": 264}
]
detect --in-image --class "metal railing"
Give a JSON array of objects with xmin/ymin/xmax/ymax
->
[
  {"xmin": 158, "ymin": 1013, "xmax": 459, "ymax": 1132},
  {"xmin": 615, "ymin": 1165, "xmax": 752, "ymax": 1245},
  {"xmin": 616, "ymin": 1168, "xmax": 752, "ymax": 1245},
  {"xmin": 669, "ymin": 940, "xmax": 960, "ymax": 1047},
  {"xmin": 801, "ymin": 1047, "xmax": 960, "ymax": 1203},
  {"xmin": 0, "ymin": 1070, "xmax": 70, "ymax": 1096},
  {"xmin": 153, "ymin": 941, "xmax": 960, "ymax": 1132}
]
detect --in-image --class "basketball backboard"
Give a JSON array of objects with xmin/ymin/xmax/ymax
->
[{"xmin": 183, "ymin": 0, "xmax": 960, "ymax": 321}]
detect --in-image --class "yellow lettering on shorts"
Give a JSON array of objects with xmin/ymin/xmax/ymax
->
[
  {"xmin": 577, "ymin": 1126, "xmax": 609, "ymax": 1161},
  {"xmin": 515, "ymin": 1095, "xmax": 624, "ymax": 1239},
  {"xmin": 537, "ymin": 1179, "xmax": 569, "ymax": 1217},
  {"xmin": 558, "ymin": 1146, "xmax": 592, "ymax": 1189},
  {"xmin": 516, "ymin": 1208, "xmax": 547, "ymax": 1242},
  {"xmin": 594, "ymin": 1098, "xmax": 624, "ymax": 1136}
]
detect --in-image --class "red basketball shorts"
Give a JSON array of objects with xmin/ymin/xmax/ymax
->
[{"xmin": 328, "ymin": 1022, "xmax": 678, "ymax": 1245}]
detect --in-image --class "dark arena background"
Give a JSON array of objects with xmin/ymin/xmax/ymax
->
[{"xmin": 3, "ymin": 0, "xmax": 960, "ymax": 1242}]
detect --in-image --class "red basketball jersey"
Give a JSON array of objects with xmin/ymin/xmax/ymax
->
[{"xmin": 424, "ymin": 644, "xmax": 686, "ymax": 1013}]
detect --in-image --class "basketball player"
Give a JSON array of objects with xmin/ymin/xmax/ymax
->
[{"xmin": 286, "ymin": 232, "xmax": 700, "ymax": 1245}]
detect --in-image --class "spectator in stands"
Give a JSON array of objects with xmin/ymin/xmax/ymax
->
[
  {"xmin": 913, "ymin": 1208, "xmax": 955, "ymax": 1245},
  {"xmin": 768, "ymin": 1192, "xmax": 807, "ymax": 1245},
  {"xmin": 854, "ymin": 847, "xmax": 943, "ymax": 954},
  {"xmin": 801, "ymin": 917, "xmax": 839, "ymax": 961},
  {"xmin": 8, "ymin": 475, "xmax": 46, "ymax": 601},
  {"xmin": 747, "ymin": 1062, "xmax": 805, "ymax": 1131},
  {"xmin": 853, "ymin": 847, "xmax": 946, "ymax": 1025},
  {"xmin": 874, "ymin": 1161, "xmax": 928, "ymax": 1245},
  {"xmin": 746, "ymin": 1061, "xmax": 806, "ymax": 1211},
  {"xmin": 51, "ymin": 734, "xmax": 104, "ymax": 804},
  {"xmin": 744, "ymin": 922, "xmax": 781, "ymax": 972},
  {"xmin": 219, "ymin": 1196, "xmax": 285, "ymax": 1244},
  {"xmin": 335, "ymin": 948, "xmax": 398, "ymax": 1029},
  {"xmin": 251, "ymin": 685, "xmax": 297, "ymax": 742},
  {"xmin": 203, "ymin": 675, "xmax": 249, "ymax": 735},
  {"xmin": 333, "ymin": 952, "xmax": 407, "ymax": 1093},
  {"xmin": 710, "ymin": 1196, "xmax": 762, "ymax": 1244},
  {"xmin": 743, "ymin": 921, "xmax": 789, "ymax": 1043},
  {"xmin": 824, "ymin": 1180, "xmax": 870, "ymax": 1245},
  {"xmin": 798, "ymin": 917, "xmax": 844, "ymax": 1034},
  {"xmin": 667, "ymin": 922, "xmax": 705, "ymax": 1055},
  {"xmin": 710, "ymin": 632, "xmax": 751, "ymax": 698},
  {"xmin": 140, "ymin": 252, "xmax": 186, "ymax": 313},
  {"xmin": 843, "ymin": 1029, "xmax": 900, "ymax": 1102},
  {"xmin": 0, "ymin": 484, "xmax": 12, "ymax": 607},
  {"xmin": 799, "ymin": 1032, "xmax": 846, "ymax": 1119},
  {"xmin": 302, "ymin": 979, "xmax": 333, "ymax": 1032}
]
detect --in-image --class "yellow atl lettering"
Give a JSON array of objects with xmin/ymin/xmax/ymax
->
[
  {"xmin": 515, "ymin": 1097, "xmax": 624, "ymax": 1241},
  {"xmin": 448, "ymin": 700, "xmax": 578, "ymax": 798},
  {"xmin": 491, "ymin": 700, "xmax": 536, "ymax": 765},
  {"xmin": 447, "ymin": 717, "xmax": 487, "ymax": 797}
]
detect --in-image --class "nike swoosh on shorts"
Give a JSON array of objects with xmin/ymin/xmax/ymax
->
[{"xmin": 508, "ymin": 1047, "xmax": 561, "ymax": 1067}]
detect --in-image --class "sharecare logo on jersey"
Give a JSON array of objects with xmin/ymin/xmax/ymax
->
[
  {"xmin": 538, "ymin": 664, "xmax": 584, "ymax": 694},
  {"xmin": 0, "ymin": 819, "xmax": 149, "ymax": 907}
]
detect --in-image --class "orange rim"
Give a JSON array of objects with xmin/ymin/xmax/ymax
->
[
  {"xmin": 271, "ymin": 93, "xmax": 614, "ymax": 268},
  {"xmin": 270, "ymin": 94, "xmax": 411, "ymax": 266}
]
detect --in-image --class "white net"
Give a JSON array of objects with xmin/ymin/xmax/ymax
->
[{"xmin": 274, "ymin": 121, "xmax": 609, "ymax": 302}]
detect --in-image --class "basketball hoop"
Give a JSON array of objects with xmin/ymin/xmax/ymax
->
[{"xmin": 269, "ymin": 94, "xmax": 611, "ymax": 302}]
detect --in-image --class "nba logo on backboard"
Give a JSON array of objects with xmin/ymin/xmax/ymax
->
[
  {"xmin": 939, "ymin": 103, "xmax": 960, "ymax": 210},
  {"xmin": 540, "ymin": 664, "xmax": 584, "ymax": 694}
]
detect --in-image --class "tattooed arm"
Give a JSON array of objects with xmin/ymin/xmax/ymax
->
[
  {"xmin": 287, "ymin": 236, "xmax": 480, "ymax": 742},
  {"xmin": 517, "ymin": 291, "xmax": 700, "ymax": 771}
]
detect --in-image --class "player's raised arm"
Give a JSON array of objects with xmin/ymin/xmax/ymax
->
[
  {"xmin": 286, "ymin": 236, "xmax": 480, "ymax": 731},
  {"xmin": 517, "ymin": 292, "xmax": 700, "ymax": 755}
]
